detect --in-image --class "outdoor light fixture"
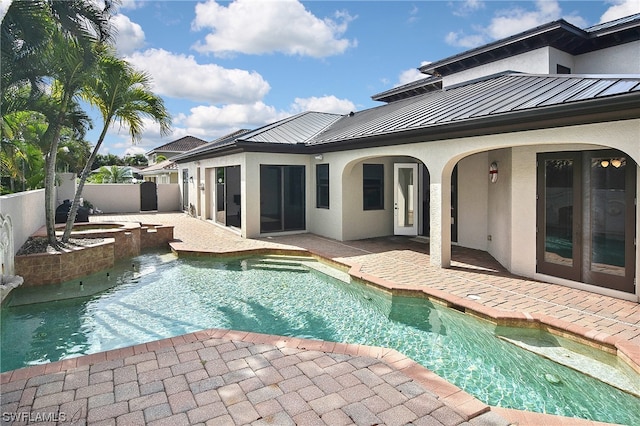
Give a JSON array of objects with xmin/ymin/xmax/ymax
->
[
  {"xmin": 314, "ymin": 154, "xmax": 323, "ymax": 161},
  {"xmin": 489, "ymin": 161, "xmax": 498, "ymax": 183},
  {"xmin": 600, "ymin": 159, "xmax": 623, "ymax": 168},
  {"xmin": 189, "ymin": 176, "xmax": 194, "ymax": 183}
]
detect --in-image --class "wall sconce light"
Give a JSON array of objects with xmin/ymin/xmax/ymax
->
[
  {"xmin": 314, "ymin": 154, "xmax": 323, "ymax": 161},
  {"xmin": 600, "ymin": 158, "xmax": 623, "ymax": 168},
  {"xmin": 199, "ymin": 182, "xmax": 205, "ymax": 191},
  {"xmin": 189, "ymin": 176, "xmax": 194, "ymax": 183},
  {"xmin": 489, "ymin": 161, "xmax": 498, "ymax": 183}
]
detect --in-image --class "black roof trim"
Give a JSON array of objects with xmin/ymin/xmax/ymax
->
[
  {"xmin": 371, "ymin": 76, "xmax": 443, "ymax": 103},
  {"xmin": 419, "ymin": 15, "xmax": 640, "ymax": 77}
]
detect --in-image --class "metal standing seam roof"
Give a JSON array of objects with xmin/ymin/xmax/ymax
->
[
  {"xmin": 239, "ymin": 111, "xmax": 342, "ymax": 144},
  {"xmin": 172, "ymin": 112, "xmax": 342, "ymax": 162},
  {"xmin": 172, "ymin": 73, "xmax": 640, "ymax": 161},
  {"xmin": 308, "ymin": 73, "xmax": 640, "ymax": 145}
]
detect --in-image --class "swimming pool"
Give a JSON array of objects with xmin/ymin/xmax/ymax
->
[{"xmin": 2, "ymin": 251, "xmax": 639, "ymax": 424}]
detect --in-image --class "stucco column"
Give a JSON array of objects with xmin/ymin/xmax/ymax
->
[{"xmin": 429, "ymin": 166, "xmax": 452, "ymax": 268}]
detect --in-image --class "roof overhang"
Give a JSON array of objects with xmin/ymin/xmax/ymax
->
[
  {"xmin": 309, "ymin": 93, "xmax": 640, "ymax": 153},
  {"xmin": 420, "ymin": 18, "xmax": 640, "ymax": 77}
]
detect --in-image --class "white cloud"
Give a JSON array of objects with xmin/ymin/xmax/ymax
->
[
  {"xmin": 451, "ymin": 0, "xmax": 485, "ymax": 17},
  {"xmin": 396, "ymin": 61, "xmax": 432, "ymax": 86},
  {"xmin": 112, "ymin": 14, "xmax": 145, "ymax": 55},
  {"xmin": 118, "ymin": 0, "xmax": 145, "ymax": 11},
  {"xmin": 446, "ymin": 0, "xmax": 587, "ymax": 48},
  {"xmin": 600, "ymin": 0, "xmax": 640, "ymax": 23},
  {"xmin": 192, "ymin": 0, "xmax": 356, "ymax": 57},
  {"xmin": 184, "ymin": 103, "xmax": 286, "ymax": 129},
  {"xmin": 408, "ymin": 5, "xmax": 419, "ymax": 24},
  {"xmin": 290, "ymin": 96, "xmax": 355, "ymax": 114},
  {"xmin": 0, "ymin": 0, "xmax": 12, "ymax": 23},
  {"xmin": 123, "ymin": 146, "xmax": 147, "ymax": 156},
  {"xmin": 125, "ymin": 48, "xmax": 271, "ymax": 104}
]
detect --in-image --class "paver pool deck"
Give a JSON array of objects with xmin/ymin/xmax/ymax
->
[{"xmin": 2, "ymin": 212, "xmax": 638, "ymax": 426}]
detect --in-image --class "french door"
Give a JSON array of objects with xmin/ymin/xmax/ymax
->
[
  {"xmin": 537, "ymin": 151, "xmax": 636, "ymax": 293},
  {"xmin": 394, "ymin": 163, "xmax": 419, "ymax": 236}
]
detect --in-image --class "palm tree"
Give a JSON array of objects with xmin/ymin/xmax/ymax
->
[
  {"xmin": 89, "ymin": 165, "xmax": 132, "ymax": 183},
  {"xmin": 62, "ymin": 52, "xmax": 171, "ymax": 241},
  {"xmin": 2, "ymin": 0, "xmax": 114, "ymax": 248},
  {"xmin": 41, "ymin": 32, "xmax": 101, "ymax": 247}
]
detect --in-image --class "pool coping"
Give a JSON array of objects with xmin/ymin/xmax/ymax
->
[{"xmin": 0, "ymin": 328, "xmax": 493, "ymax": 422}]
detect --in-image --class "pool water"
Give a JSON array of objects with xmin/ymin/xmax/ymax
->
[{"xmin": 2, "ymin": 252, "xmax": 639, "ymax": 424}]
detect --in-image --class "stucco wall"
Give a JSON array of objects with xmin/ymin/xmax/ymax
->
[
  {"xmin": 82, "ymin": 184, "xmax": 141, "ymax": 213},
  {"xmin": 442, "ymin": 48, "xmax": 551, "ymax": 87},
  {"xmin": 457, "ymin": 153, "xmax": 489, "ymax": 251},
  {"xmin": 486, "ymin": 149, "xmax": 512, "ymax": 269},
  {"xmin": 0, "ymin": 189, "xmax": 46, "ymax": 255},
  {"xmin": 157, "ymin": 184, "xmax": 181, "ymax": 212},
  {"xmin": 575, "ymin": 41, "xmax": 640, "ymax": 74},
  {"xmin": 441, "ymin": 43, "xmax": 640, "ymax": 89},
  {"xmin": 81, "ymin": 183, "xmax": 181, "ymax": 213},
  {"xmin": 341, "ymin": 157, "xmax": 396, "ymax": 240}
]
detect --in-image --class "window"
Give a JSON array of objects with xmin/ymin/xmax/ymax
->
[
  {"xmin": 556, "ymin": 64, "xmax": 571, "ymax": 74},
  {"xmin": 316, "ymin": 164, "xmax": 329, "ymax": 209},
  {"xmin": 363, "ymin": 164, "xmax": 384, "ymax": 210}
]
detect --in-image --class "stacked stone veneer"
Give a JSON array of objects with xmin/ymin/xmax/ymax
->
[
  {"xmin": 15, "ymin": 239, "xmax": 115, "ymax": 286},
  {"xmin": 15, "ymin": 222, "xmax": 174, "ymax": 286}
]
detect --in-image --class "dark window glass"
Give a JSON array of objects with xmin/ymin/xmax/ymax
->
[
  {"xmin": 260, "ymin": 165, "xmax": 305, "ymax": 232},
  {"xmin": 363, "ymin": 164, "xmax": 384, "ymax": 210},
  {"xmin": 316, "ymin": 164, "xmax": 329, "ymax": 209},
  {"xmin": 557, "ymin": 64, "xmax": 571, "ymax": 74}
]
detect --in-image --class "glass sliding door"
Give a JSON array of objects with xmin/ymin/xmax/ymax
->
[
  {"xmin": 537, "ymin": 150, "xmax": 636, "ymax": 293},
  {"xmin": 215, "ymin": 166, "xmax": 242, "ymax": 228},
  {"xmin": 260, "ymin": 165, "xmax": 305, "ymax": 233}
]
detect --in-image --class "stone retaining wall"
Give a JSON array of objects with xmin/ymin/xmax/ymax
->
[
  {"xmin": 15, "ymin": 222, "xmax": 175, "ymax": 286},
  {"xmin": 15, "ymin": 239, "xmax": 115, "ymax": 286}
]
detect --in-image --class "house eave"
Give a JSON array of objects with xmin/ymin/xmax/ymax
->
[{"xmin": 311, "ymin": 94, "xmax": 640, "ymax": 152}]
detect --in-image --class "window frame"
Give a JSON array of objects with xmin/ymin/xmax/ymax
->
[
  {"xmin": 363, "ymin": 163, "xmax": 384, "ymax": 210},
  {"xmin": 316, "ymin": 163, "xmax": 329, "ymax": 209}
]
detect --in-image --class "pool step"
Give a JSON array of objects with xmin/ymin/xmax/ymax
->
[{"xmin": 245, "ymin": 258, "xmax": 310, "ymax": 273}]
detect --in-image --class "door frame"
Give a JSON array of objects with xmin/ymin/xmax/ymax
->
[
  {"xmin": 537, "ymin": 150, "xmax": 636, "ymax": 293},
  {"xmin": 394, "ymin": 163, "xmax": 419, "ymax": 236}
]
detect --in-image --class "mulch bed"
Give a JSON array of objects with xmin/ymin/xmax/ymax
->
[{"xmin": 16, "ymin": 237, "xmax": 105, "ymax": 255}]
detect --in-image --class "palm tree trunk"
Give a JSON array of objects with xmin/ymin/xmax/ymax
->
[
  {"xmin": 62, "ymin": 117, "xmax": 111, "ymax": 242},
  {"xmin": 43, "ymin": 122, "xmax": 63, "ymax": 248}
]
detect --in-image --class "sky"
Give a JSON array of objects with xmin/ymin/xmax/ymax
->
[{"xmin": 8, "ymin": 0, "xmax": 640, "ymax": 156}]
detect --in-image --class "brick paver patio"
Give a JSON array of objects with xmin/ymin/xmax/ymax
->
[{"xmin": 2, "ymin": 212, "xmax": 638, "ymax": 425}]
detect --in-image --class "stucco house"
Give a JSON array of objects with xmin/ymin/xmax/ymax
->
[
  {"xmin": 140, "ymin": 136, "xmax": 208, "ymax": 184},
  {"xmin": 173, "ymin": 14, "xmax": 640, "ymax": 302}
]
